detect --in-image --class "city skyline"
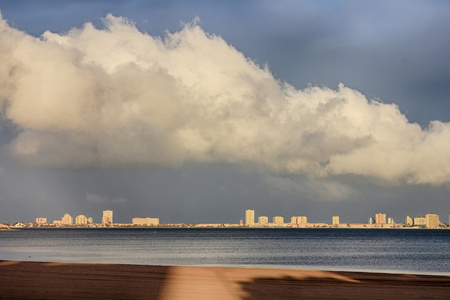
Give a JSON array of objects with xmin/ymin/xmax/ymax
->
[
  {"xmin": 1, "ymin": 1, "xmax": 450, "ymax": 224},
  {"xmin": 2, "ymin": 209, "xmax": 448, "ymax": 230}
]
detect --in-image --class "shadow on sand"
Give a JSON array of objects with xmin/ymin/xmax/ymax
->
[
  {"xmin": 237, "ymin": 272, "xmax": 450, "ymax": 300},
  {"xmin": 0, "ymin": 260, "xmax": 170, "ymax": 299}
]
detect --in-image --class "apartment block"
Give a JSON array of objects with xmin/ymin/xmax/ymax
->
[
  {"xmin": 414, "ymin": 216, "xmax": 426, "ymax": 226},
  {"xmin": 425, "ymin": 214, "xmax": 440, "ymax": 228},
  {"xmin": 375, "ymin": 213, "xmax": 386, "ymax": 224},
  {"xmin": 75, "ymin": 215, "xmax": 88, "ymax": 225},
  {"xmin": 273, "ymin": 216, "xmax": 284, "ymax": 224},
  {"xmin": 245, "ymin": 209, "xmax": 255, "ymax": 225},
  {"xmin": 102, "ymin": 210, "xmax": 113, "ymax": 225},
  {"xmin": 258, "ymin": 216, "xmax": 268, "ymax": 225},
  {"xmin": 35, "ymin": 217, "xmax": 47, "ymax": 224},
  {"xmin": 332, "ymin": 216, "xmax": 340, "ymax": 225},
  {"xmin": 61, "ymin": 213, "xmax": 73, "ymax": 225}
]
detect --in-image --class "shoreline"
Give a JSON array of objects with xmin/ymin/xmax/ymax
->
[
  {"xmin": 4, "ymin": 225, "xmax": 449, "ymax": 229},
  {"xmin": 1, "ymin": 260, "xmax": 449, "ymax": 299}
]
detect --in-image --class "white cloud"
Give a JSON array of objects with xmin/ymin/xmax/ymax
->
[{"xmin": 1, "ymin": 13, "xmax": 450, "ymax": 185}]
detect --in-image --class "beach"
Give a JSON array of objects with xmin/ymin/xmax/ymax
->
[{"xmin": 0, "ymin": 261, "xmax": 449, "ymax": 299}]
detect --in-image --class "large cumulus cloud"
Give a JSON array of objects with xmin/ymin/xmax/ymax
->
[{"xmin": 1, "ymin": 13, "xmax": 450, "ymax": 185}]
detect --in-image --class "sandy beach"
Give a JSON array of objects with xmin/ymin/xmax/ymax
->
[{"xmin": 0, "ymin": 260, "xmax": 449, "ymax": 299}]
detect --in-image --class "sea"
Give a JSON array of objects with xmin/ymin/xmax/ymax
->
[{"xmin": 0, "ymin": 228, "xmax": 449, "ymax": 275}]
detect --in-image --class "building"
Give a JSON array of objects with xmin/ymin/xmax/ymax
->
[
  {"xmin": 75, "ymin": 215, "xmax": 88, "ymax": 225},
  {"xmin": 258, "ymin": 216, "xmax": 268, "ymax": 225},
  {"xmin": 88, "ymin": 217, "xmax": 93, "ymax": 224},
  {"xmin": 414, "ymin": 216, "xmax": 426, "ymax": 226},
  {"xmin": 132, "ymin": 217, "xmax": 160, "ymax": 226},
  {"xmin": 291, "ymin": 216, "xmax": 307, "ymax": 225},
  {"xmin": 53, "ymin": 220, "xmax": 62, "ymax": 225},
  {"xmin": 61, "ymin": 214, "xmax": 73, "ymax": 225},
  {"xmin": 425, "ymin": 214, "xmax": 440, "ymax": 228},
  {"xmin": 375, "ymin": 213, "xmax": 386, "ymax": 224},
  {"xmin": 273, "ymin": 216, "xmax": 284, "ymax": 224},
  {"xmin": 405, "ymin": 216, "xmax": 413, "ymax": 226},
  {"xmin": 102, "ymin": 210, "xmax": 113, "ymax": 225},
  {"xmin": 245, "ymin": 209, "xmax": 255, "ymax": 226},
  {"xmin": 36, "ymin": 217, "xmax": 47, "ymax": 224},
  {"xmin": 332, "ymin": 216, "xmax": 340, "ymax": 225},
  {"xmin": 368, "ymin": 217, "xmax": 375, "ymax": 224},
  {"xmin": 388, "ymin": 218, "xmax": 394, "ymax": 224}
]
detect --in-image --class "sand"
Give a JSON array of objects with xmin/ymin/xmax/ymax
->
[{"xmin": 0, "ymin": 261, "xmax": 449, "ymax": 299}]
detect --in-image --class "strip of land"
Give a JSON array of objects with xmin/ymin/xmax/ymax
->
[{"xmin": 0, "ymin": 261, "xmax": 449, "ymax": 299}]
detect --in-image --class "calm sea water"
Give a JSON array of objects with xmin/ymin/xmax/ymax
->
[{"xmin": 0, "ymin": 228, "xmax": 449, "ymax": 275}]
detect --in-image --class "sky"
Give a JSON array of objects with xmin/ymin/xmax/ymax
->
[{"xmin": 0, "ymin": 0, "xmax": 449, "ymax": 224}]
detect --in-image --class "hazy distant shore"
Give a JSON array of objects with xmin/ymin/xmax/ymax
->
[{"xmin": 0, "ymin": 261, "xmax": 449, "ymax": 299}]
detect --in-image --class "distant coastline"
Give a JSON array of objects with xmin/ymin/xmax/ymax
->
[{"xmin": 1, "ymin": 224, "xmax": 449, "ymax": 230}]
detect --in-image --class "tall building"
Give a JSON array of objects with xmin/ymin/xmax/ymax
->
[
  {"xmin": 273, "ymin": 216, "xmax": 284, "ymax": 224},
  {"xmin": 102, "ymin": 210, "xmax": 113, "ymax": 225},
  {"xmin": 405, "ymin": 216, "xmax": 413, "ymax": 226},
  {"xmin": 75, "ymin": 215, "xmax": 87, "ymax": 225},
  {"xmin": 61, "ymin": 213, "xmax": 73, "ymax": 225},
  {"xmin": 388, "ymin": 218, "xmax": 394, "ymax": 224},
  {"xmin": 375, "ymin": 213, "xmax": 386, "ymax": 224},
  {"xmin": 36, "ymin": 217, "xmax": 47, "ymax": 224},
  {"xmin": 245, "ymin": 209, "xmax": 255, "ymax": 226},
  {"xmin": 332, "ymin": 216, "xmax": 340, "ymax": 225},
  {"xmin": 368, "ymin": 217, "xmax": 375, "ymax": 224},
  {"xmin": 425, "ymin": 214, "xmax": 440, "ymax": 228},
  {"xmin": 88, "ymin": 217, "xmax": 93, "ymax": 224},
  {"xmin": 258, "ymin": 216, "xmax": 268, "ymax": 225}
]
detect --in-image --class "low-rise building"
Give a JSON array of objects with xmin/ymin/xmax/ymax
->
[
  {"xmin": 273, "ymin": 216, "xmax": 284, "ymax": 225},
  {"xmin": 132, "ymin": 217, "xmax": 160, "ymax": 226},
  {"xmin": 258, "ymin": 216, "xmax": 269, "ymax": 225},
  {"xmin": 36, "ymin": 217, "xmax": 47, "ymax": 224},
  {"xmin": 414, "ymin": 216, "xmax": 426, "ymax": 226}
]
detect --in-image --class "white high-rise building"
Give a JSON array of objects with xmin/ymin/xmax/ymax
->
[
  {"xmin": 375, "ymin": 213, "xmax": 386, "ymax": 224},
  {"xmin": 61, "ymin": 213, "xmax": 73, "ymax": 225},
  {"xmin": 76, "ymin": 215, "xmax": 88, "ymax": 225},
  {"xmin": 245, "ymin": 209, "xmax": 255, "ymax": 226},
  {"xmin": 425, "ymin": 214, "xmax": 439, "ymax": 228},
  {"xmin": 332, "ymin": 216, "xmax": 340, "ymax": 225},
  {"xmin": 102, "ymin": 210, "xmax": 113, "ymax": 225}
]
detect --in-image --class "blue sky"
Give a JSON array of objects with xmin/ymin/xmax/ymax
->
[{"xmin": 0, "ymin": 0, "xmax": 449, "ymax": 224}]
